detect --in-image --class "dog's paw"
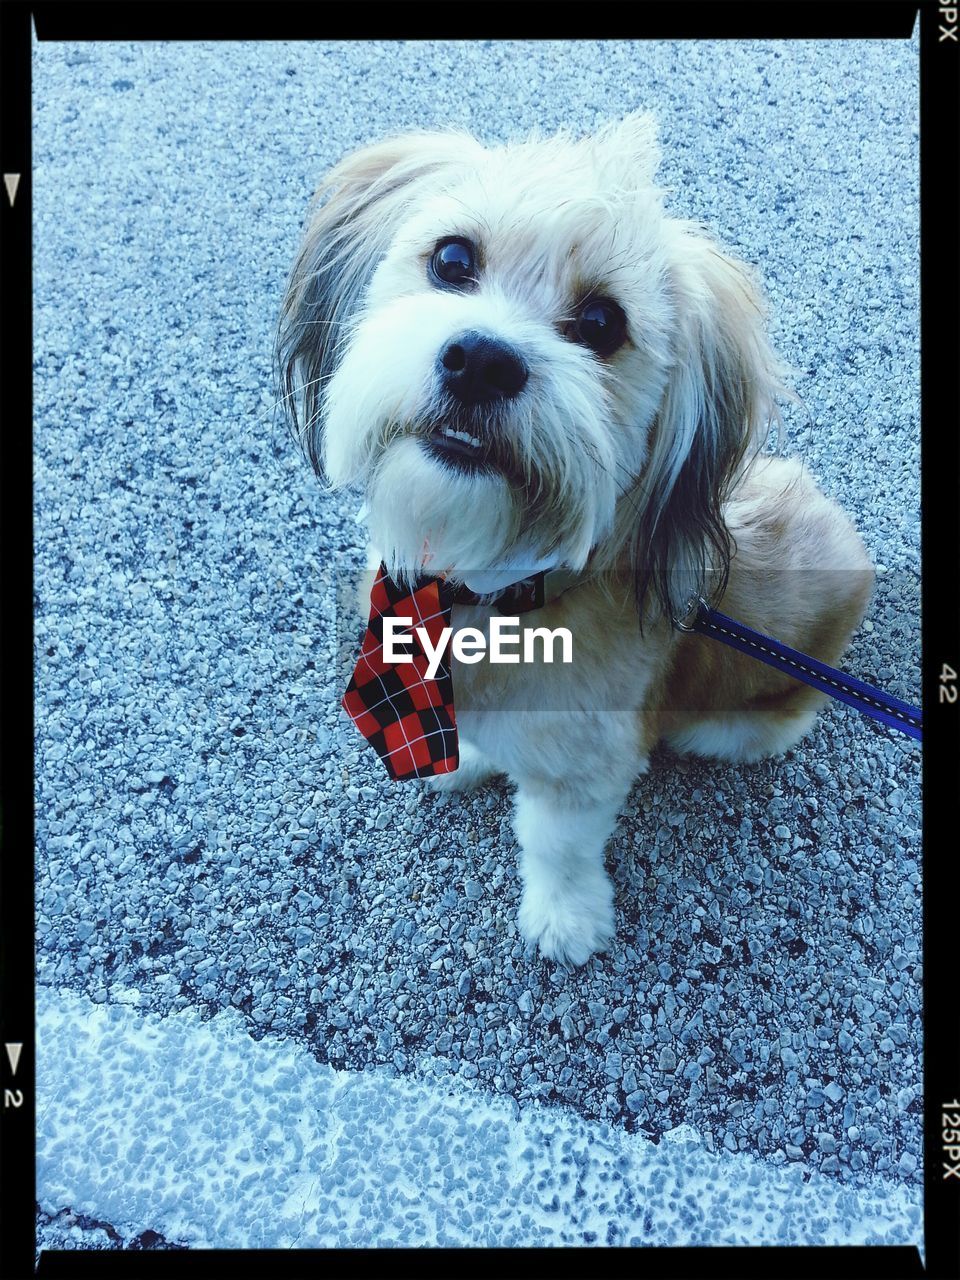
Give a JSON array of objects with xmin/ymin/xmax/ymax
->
[
  {"xmin": 518, "ymin": 879, "xmax": 615, "ymax": 967},
  {"xmin": 425, "ymin": 740, "xmax": 497, "ymax": 794}
]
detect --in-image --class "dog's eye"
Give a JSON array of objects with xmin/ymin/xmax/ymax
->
[
  {"xmin": 573, "ymin": 298, "xmax": 627, "ymax": 356},
  {"xmin": 429, "ymin": 238, "xmax": 477, "ymax": 289}
]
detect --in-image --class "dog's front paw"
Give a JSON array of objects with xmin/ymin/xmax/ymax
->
[
  {"xmin": 425, "ymin": 740, "xmax": 498, "ymax": 794},
  {"xmin": 518, "ymin": 878, "xmax": 615, "ymax": 967}
]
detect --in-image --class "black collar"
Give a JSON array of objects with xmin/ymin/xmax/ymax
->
[{"xmin": 447, "ymin": 567, "xmax": 582, "ymax": 615}]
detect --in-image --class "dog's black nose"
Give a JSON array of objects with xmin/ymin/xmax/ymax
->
[{"xmin": 438, "ymin": 331, "xmax": 529, "ymax": 404}]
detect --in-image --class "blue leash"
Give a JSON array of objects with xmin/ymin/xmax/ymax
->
[
  {"xmin": 685, "ymin": 602, "xmax": 923, "ymax": 743},
  {"xmin": 453, "ymin": 566, "xmax": 922, "ymax": 743}
]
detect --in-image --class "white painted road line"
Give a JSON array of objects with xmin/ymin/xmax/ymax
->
[{"xmin": 37, "ymin": 987, "xmax": 922, "ymax": 1250}]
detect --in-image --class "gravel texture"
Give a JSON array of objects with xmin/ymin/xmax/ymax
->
[{"xmin": 33, "ymin": 33, "xmax": 920, "ymax": 1246}]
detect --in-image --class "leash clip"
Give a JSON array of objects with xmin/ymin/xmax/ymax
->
[{"xmin": 672, "ymin": 594, "xmax": 708, "ymax": 633}]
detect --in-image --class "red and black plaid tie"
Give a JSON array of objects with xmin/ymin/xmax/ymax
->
[{"xmin": 341, "ymin": 564, "xmax": 460, "ymax": 781}]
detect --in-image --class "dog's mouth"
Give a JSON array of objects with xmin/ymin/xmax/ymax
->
[
  {"xmin": 423, "ymin": 424, "xmax": 487, "ymax": 472},
  {"xmin": 420, "ymin": 423, "xmax": 528, "ymax": 488}
]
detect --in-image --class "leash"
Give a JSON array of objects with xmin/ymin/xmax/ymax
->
[
  {"xmin": 676, "ymin": 599, "xmax": 923, "ymax": 743},
  {"xmin": 455, "ymin": 572, "xmax": 923, "ymax": 742},
  {"xmin": 455, "ymin": 569, "xmax": 925, "ymax": 744}
]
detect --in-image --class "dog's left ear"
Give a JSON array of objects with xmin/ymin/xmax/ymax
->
[{"xmin": 630, "ymin": 224, "xmax": 788, "ymax": 623}]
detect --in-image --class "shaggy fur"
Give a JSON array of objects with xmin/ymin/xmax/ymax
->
[{"xmin": 277, "ymin": 115, "xmax": 874, "ymax": 966}]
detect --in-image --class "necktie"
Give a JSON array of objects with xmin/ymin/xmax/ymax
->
[
  {"xmin": 341, "ymin": 564, "xmax": 460, "ymax": 781},
  {"xmin": 342, "ymin": 562, "xmax": 566, "ymax": 780}
]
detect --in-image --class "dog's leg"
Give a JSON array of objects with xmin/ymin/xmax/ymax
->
[
  {"xmin": 426, "ymin": 738, "xmax": 500, "ymax": 793},
  {"xmin": 513, "ymin": 778, "xmax": 633, "ymax": 966}
]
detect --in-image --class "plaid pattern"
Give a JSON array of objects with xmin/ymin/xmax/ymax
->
[{"xmin": 342, "ymin": 564, "xmax": 460, "ymax": 781}]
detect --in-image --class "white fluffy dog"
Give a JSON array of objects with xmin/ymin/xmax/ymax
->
[{"xmin": 277, "ymin": 115, "xmax": 873, "ymax": 966}]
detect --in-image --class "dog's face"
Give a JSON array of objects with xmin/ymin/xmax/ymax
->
[{"xmin": 278, "ymin": 115, "xmax": 784, "ymax": 615}]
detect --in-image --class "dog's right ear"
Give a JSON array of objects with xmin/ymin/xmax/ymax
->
[{"xmin": 275, "ymin": 131, "xmax": 481, "ymax": 478}]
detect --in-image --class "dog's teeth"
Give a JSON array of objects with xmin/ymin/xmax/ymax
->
[{"xmin": 439, "ymin": 427, "xmax": 481, "ymax": 449}]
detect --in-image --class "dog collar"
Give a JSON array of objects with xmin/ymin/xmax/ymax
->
[
  {"xmin": 448, "ymin": 565, "xmax": 582, "ymax": 614},
  {"xmin": 353, "ymin": 503, "xmax": 582, "ymax": 614}
]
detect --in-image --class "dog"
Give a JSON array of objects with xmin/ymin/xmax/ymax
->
[{"xmin": 276, "ymin": 114, "xmax": 874, "ymax": 967}]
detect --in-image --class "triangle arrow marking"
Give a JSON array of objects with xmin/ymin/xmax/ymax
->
[
  {"xmin": 4, "ymin": 174, "xmax": 21, "ymax": 207},
  {"xmin": 5, "ymin": 1042, "xmax": 23, "ymax": 1075}
]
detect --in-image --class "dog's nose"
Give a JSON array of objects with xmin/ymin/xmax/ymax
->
[{"xmin": 438, "ymin": 331, "xmax": 529, "ymax": 404}]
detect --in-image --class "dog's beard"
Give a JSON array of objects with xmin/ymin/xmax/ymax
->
[
  {"xmin": 365, "ymin": 436, "xmax": 520, "ymax": 582},
  {"xmin": 355, "ymin": 397, "xmax": 622, "ymax": 584},
  {"xmin": 323, "ymin": 292, "xmax": 628, "ymax": 582}
]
